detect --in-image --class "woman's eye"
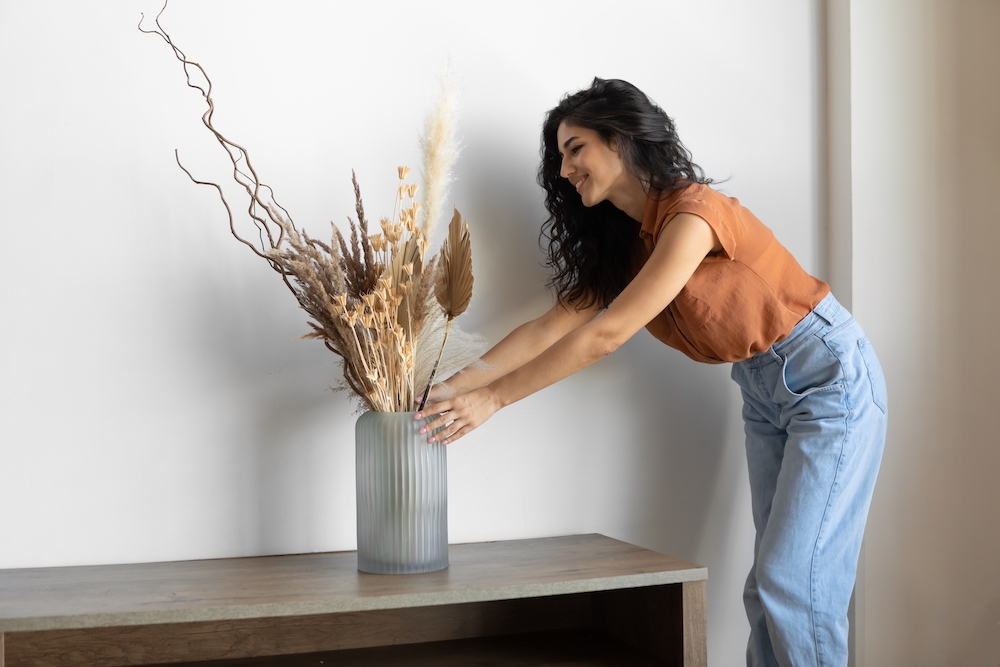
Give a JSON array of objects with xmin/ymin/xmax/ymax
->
[{"xmin": 571, "ymin": 145, "xmax": 582, "ymax": 155}]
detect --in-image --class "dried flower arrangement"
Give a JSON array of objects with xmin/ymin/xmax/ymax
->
[{"xmin": 140, "ymin": 6, "xmax": 483, "ymax": 413}]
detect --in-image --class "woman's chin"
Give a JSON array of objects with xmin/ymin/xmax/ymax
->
[{"xmin": 571, "ymin": 185, "xmax": 600, "ymax": 207}]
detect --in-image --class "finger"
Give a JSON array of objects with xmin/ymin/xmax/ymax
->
[
  {"xmin": 432, "ymin": 412, "xmax": 455, "ymax": 430},
  {"xmin": 415, "ymin": 402, "xmax": 448, "ymax": 425},
  {"xmin": 428, "ymin": 419, "xmax": 457, "ymax": 444},
  {"xmin": 414, "ymin": 400, "xmax": 448, "ymax": 422},
  {"xmin": 441, "ymin": 423, "xmax": 472, "ymax": 445},
  {"xmin": 426, "ymin": 416, "xmax": 459, "ymax": 444},
  {"xmin": 418, "ymin": 410, "xmax": 453, "ymax": 440},
  {"xmin": 419, "ymin": 416, "xmax": 446, "ymax": 438}
]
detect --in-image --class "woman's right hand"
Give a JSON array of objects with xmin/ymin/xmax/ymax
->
[{"xmin": 416, "ymin": 386, "xmax": 502, "ymax": 446}]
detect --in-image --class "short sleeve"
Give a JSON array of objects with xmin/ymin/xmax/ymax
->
[{"xmin": 640, "ymin": 184, "xmax": 739, "ymax": 260}]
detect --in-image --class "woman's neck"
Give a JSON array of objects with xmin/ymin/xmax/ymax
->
[{"xmin": 607, "ymin": 174, "xmax": 650, "ymax": 222}]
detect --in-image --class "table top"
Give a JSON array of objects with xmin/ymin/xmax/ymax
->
[{"xmin": 0, "ymin": 534, "xmax": 706, "ymax": 633}]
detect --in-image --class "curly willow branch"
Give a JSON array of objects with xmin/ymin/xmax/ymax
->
[
  {"xmin": 139, "ymin": 3, "xmax": 290, "ymax": 255},
  {"xmin": 138, "ymin": 2, "xmax": 373, "ymax": 401},
  {"xmin": 139, "ymin": 1, "xmax": 485, "ymax": 412}
]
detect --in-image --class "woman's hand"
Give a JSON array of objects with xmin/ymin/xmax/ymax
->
[
  {"xmin": 415, "ymin": 386, "xmax": 502, "ymax": 445},
  {"xmin": 415, "ymin": 382, "xmax": 453, "ymax": 408}
]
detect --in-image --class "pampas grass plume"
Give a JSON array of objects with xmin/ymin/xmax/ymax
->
[{"xmin": 419, "ymin": 75, "xmax": 459, "ymax": 241}]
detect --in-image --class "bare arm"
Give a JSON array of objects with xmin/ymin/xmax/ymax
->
[
  {"xmin": 418, "ymin": 212, "xmax": 719, "ymax": 443},
  {"xmin": 431, "ymin": 298, "xmax": 603, "ymax": 399}
]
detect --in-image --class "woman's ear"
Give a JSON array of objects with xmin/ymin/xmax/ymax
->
[{"xmin": 614, "ymin": 135, "xmax": 632, "ymax": 163}]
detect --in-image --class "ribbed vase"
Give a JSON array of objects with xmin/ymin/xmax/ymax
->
[{"xmin": 355, "ymin": 411, "xmax": 448, "ymax": 574}]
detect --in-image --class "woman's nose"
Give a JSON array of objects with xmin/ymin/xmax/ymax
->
[{"xmin": 560, "ymin": 155, "xmax": 571, "ymax": 179}]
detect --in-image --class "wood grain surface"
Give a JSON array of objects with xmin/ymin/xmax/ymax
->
[
  {"xmin": 3, "ymin": 596, "xmax": 591, "ymax": 667},
  {"xmin": 0, "ymin": 534, "xmax": 704, "ymax": 633},
  {"xmin": 682, "ymin": 580, "xmax": 708, "ymax": 667},
  {"xmin": 0, "ymin": 535, "xmax": 707, "ymax": 667},
  {"xmin": 147, "ymin": 629, "xmax": 668, "ymax": 667}
]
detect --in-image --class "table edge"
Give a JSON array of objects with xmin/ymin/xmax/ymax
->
[{"xmin": 0, "ymin": 567, "xmax": 707, "ymax": 633}]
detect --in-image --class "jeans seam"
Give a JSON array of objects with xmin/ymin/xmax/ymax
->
[
  {"xmin": 857, "ymin": 337, "xmax": 888, "ymax": 414},
  {"xmin": 772, "ymin": 325, "xmax": 823, "ymax": 359},
  {"xmin": 778, "ymin": 316, "xmax": 854, "ymax": 361},
  {"xmin": 817, "ymin": 317, "xmax": 855, "ymax": 343},
  {"xmin": 736, "ymin": 293, "xmax": 881, "ymax": 667},
  {"xmin": 811, "ymin": 385, "xmax": 853, "ymax": 667}
]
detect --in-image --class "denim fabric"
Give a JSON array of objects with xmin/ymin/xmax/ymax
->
[{"xmin": 731, "ymin": 293, "xmax": 887, "ymax": 667}]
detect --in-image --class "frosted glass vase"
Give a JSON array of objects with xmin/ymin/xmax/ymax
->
[{"xmin": 355, "ymin": 411, "xmax": 449, "ymax": 574}]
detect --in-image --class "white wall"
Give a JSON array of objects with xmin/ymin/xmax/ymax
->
[
  {"xmin": 845, "ymin": 0, "xmax": 1000, "ymax": 665},
  {"xmin": 0, "ymin": 2, "xmax": 825, "ymax": 664}
]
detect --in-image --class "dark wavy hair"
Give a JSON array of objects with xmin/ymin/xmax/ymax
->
[{"xmin": 538, "ymin": 77, "xmax": 711, "ymax": 309}]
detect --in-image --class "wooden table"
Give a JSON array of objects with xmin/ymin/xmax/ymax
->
[{"xmin": 0, "ymin": 534, "xmax": 707, "ymax": 667}]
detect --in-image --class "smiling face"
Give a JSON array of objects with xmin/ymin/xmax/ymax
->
[{"xmin": 556, "ymin": 121, "xmax": 630, "ymax": 208}]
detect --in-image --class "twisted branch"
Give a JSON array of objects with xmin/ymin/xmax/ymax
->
[{"xmin": 140, "ymin": 1, "xmax": 484, "ymax": 412}]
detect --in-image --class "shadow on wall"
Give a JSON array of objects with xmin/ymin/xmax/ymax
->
[
  {"xmin": 157, "ymin": 122, "xmax": 554, "ymax": 558},
  {"xmin": 170, "ymin": 253, "xmax": 358, "ymax": 555},
  {"xmin": 158, "ymin": 116, "xmax": 741, "ymax": 561},
  {"xmin": 614, "ymin": 331, "xmax": 735, "ymax": 562},
  {"xmin": 457, "ymin": 125, "xmax": 739, "ymax": 562},
  {"xmin": 452, "ymin": 132, "xmax": 552, "ymax": 337}
]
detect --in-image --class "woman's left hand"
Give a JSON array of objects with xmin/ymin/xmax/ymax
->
[{"xmin": 415, "ymin": 386, "xmax": 501, "ymax": 445}]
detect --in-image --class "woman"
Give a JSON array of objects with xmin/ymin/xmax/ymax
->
[{"xmin": 416, "ymin": 77, "xmax": 887, "ymax": 667}]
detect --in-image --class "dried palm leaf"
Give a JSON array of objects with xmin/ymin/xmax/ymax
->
[
  {"xmin": 418, "ymin": 209, "xmax": 474, "ymax": 410},
  {"xmin": 436, "ymin": 208, "xmax": 473, "ymax": 317}
]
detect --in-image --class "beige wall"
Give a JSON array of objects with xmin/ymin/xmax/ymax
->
[
  {"xmin": 845, "ymin": 0, "xmax": 1000, "ymax": 663},
  {"xmin": 0, "ymin": 2, "xmax": 824, "ymax": 664},
  {"xmin": 2, "ymin": 1, "xmax": 996, "ymax": 662}
]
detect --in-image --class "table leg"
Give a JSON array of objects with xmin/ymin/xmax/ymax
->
[{"xmin": 682, "ymin": 579, "xmax": 707, "ymax": 667}]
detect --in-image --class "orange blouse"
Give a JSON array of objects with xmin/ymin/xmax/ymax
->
[{"xmin": 636, "ymin": 183, "xmax": 829, "ymax": 363}]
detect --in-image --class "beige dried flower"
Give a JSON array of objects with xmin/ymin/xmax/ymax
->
[
  {"xmin": 419, "ymin": 74, "xmax": 459, "ymax": 241},
  {"xmin": 144, "ymin": 15, "xmax": 485, "ymax": 412}
]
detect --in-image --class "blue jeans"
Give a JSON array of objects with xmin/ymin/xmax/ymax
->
[{"xmin": 731, "ymin": 293, "xmax": 887, "ymax": 667}]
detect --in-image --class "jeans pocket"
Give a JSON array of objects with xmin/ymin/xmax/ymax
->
[
  {"xmin": 779, "ymin": 336, "xmax": 844, "ymax": 398},
  {"xmin": 857, "ymin": 337, "xmax": 888, "ymax": 414}
]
